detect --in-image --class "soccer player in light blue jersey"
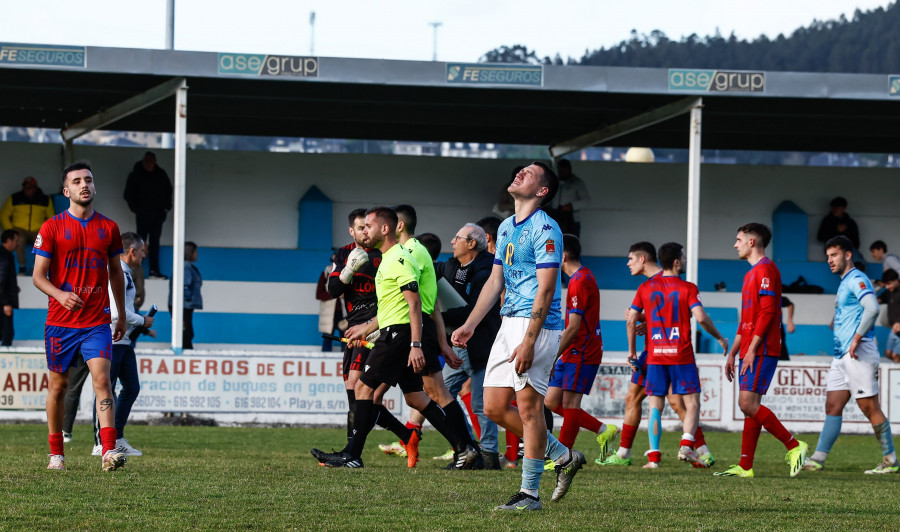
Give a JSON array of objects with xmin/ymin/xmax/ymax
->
[
  {"xmin": 453, "ymin": 162, "xmax": 585, "ymax": 511},
  {"xmin": 802, "ymin": 236, "xmax": 898, "ymax": 474}
]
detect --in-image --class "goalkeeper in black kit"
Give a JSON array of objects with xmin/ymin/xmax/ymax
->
[{"xmin": 326, "ymin": 209, "xmax": 381, "ymax": 442}]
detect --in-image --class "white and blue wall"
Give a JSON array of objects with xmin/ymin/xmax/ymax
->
[{"xmin": 3, "ymin": 141, "xmax": 898, "ymax": 354}]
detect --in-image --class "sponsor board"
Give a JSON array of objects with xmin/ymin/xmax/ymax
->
[
  {"xmin": 0, "ymin": 43, "xmax": 85, "ymax": 68},
  {"xmin": 218, "ymin": 53, "xmax": 318, "ymax": 77},
  {"xmin": 669, "ymin": 69, "xmax": 765, "ymax": 92},
  {"xmin": 756, "ymin": 364, "xmax": 869, "ymax": 423},
  {"xmin": 890, "ymin": 75, "xmax": 900, "ymax": 96},
  {"xmin": 0, "ymin": 353, "xmax": 50, "ymax": 409},
  {"xmin": 446, "ymin": 63, "xmax": 542, "ymax": 86}
]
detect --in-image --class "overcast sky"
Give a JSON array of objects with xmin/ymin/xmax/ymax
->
[{"xmin": 2, "ymin": 0, "xmax": 894, "ymax": 62}]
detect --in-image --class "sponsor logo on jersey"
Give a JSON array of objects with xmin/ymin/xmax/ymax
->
[
  {"xmin": 542, "ymin": 224, "xmax": 553, "ymax": 232},
  {"xmin": 518, "ymin": 229, "xmax": 530, "ymax": 245}
]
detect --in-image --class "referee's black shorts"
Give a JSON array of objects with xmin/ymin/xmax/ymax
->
[{"xmin": 360, "ymin": 324, "xmax": 424, "ymax": 394}]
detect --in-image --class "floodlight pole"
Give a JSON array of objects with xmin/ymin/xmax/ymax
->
[{"xmin": 171, "ymin": 79, "xmax": 188, "ymax": 354}]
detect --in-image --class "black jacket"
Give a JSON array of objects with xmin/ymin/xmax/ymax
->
[
  {"xmin": 435, "ymin": 250, "xmax": 500, "ymax": 371},
  {"xmin": 124, "ymin": 162, "xmax": 173, "ymax": 213},
  {"xmin": 0, "ymin": 246, "xmax": 18, "ymax": 308},
  {"xmin": 817, "ymin": 213, "xmax": 860, "ymax": 249}
]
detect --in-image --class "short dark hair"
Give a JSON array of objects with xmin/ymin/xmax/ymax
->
[
  {"xmin": 556, "ymin": 159, "xmax": 571, "ymax": 170},
  {"xmin": 830, "ymin": 196, "xmax": 848, "ymax": 208},
  {"xmin": 657, "ymin": 242, "xmax": 684, "ymax": 271},
  {"xmin": 416, "ymin": 233, "xmax": 442, "ymax": 261},
  {"xmin": 882, "ymin": 269, "xmax": 899, "ymax": 283},
  {"xmin": 348, "ymin": 208, "xmax": 367, "ymax": 226},
  {"xmin": 393, "ymin": 204, "xmax": 417, "ymax": 234},
  {"xmin": 366, "ymin": 206, "xmax": 398, "ymax": 234},
  {"xmin": 1, "ymin": 229, "xmax": 19, "ymax": 244},
  {"xmin": 737, "ymin": 223, "xmax": 772, "ymax": 248},
  {"xmin": 870, "ymin": 240, "xmax": 887, "ymax": 252},
  {"xmin": 532, "ymin": 161, "xmax": 559, "ymax": 206},
  {"xmin": 825, "ymin": 235, "xmax": 854, "ymax": 254},
  {"xmin": 121, "ymin": 232, "xmax": 143, "ymax": 252},
  {"xmin": 61, "ymin": 161, "xmax": 92, "ymax": 187},
  {"xmin": 476, "ymin": 216, "xmax": 502, "ymax": 243},
  {"xmin": 185, "ymin": 241, "xmax": 198, "ymax": 261},
  {"xmin": 629, "ymin": 241, "xmax": 657, "ymax": 263},
  {"xmin": 563, "ymin": 234, "xmax": 581, "ymax": 261}
]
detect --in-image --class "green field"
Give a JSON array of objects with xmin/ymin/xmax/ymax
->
[{"xmin": 0, "ymin": 423, "xmax": 897, "ymax": 531}]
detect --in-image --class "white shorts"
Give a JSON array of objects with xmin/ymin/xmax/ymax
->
[
  {"xmin": 827, "ymin": 340, "xmax": 881, "ymax": 399},
  {"xmin": 484, "ymin": 317, "xmax": 561, "ymax": 396}
]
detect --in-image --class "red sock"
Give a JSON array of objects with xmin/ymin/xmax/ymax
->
[
  {"xmin": 680, "ymin": 437, "xmax": 694, "ymax": 448},
  {"xmin": 404, "ymin": 421, "xmax": 423, "ymax": 430},
  {"xmin": 49, "ymin": 432, "xmax": 64, "ymax": 456},
  {"xmin": 694, "ymin": 426, "xmax": 706, "ymax": 448},
  {"xmin": 552, "ymin": 404, "xmax": 564, "ymax": 416},
  {"xmin": 739, "ymin": 417, "xmax": 763, "ymax": 470},
  {"xmin": 559, "ymin": 409, "xmax": 581, "ymax": 449},
  {"xmin": 647, "ymin": 450, "xmax": 661, "ymax": 463},
  {"xmin": 620, "ymin": 423, "xmax": 638, "ymax": 450},
  {"xmin": 505, "ymin": 432, "xmax": 521, "ymax": 462},
  {"xmin": 459, "ymin": 392, "xmax": 481, "ymax": 440},
  {"xmin": 754, "ymin": 405, "xmax": 798, "ymax": 449},
  {"xmin": 576, "ymin": 409, "xmax": 602, "ymax": 433},
  {"xmin": 100, "ymin": 427, "xmax": 117, "ymax": 455}
]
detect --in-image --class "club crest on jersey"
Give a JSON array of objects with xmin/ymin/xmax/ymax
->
[
  {"xmin": 545, "ymin": 239, "xmax": 555, "ymax": 253},
  {"xmin": 372, "ymin": 258, "xmax": 381, "ymax": 268},
  {"xmin": 518, "ymin": 229, "xmax": 530, "ymax": 245},
  {"xmin": 64, "ymin": 228, "xmax": 72, "ymax": 240},
  {"xmin": 34, "ymin": 234, "xmax": 43, "ymax": 248},
  {"xmin": 571, "ymin": 295, "xmax": 578, "ymax": 308},
  {"xmin": 98, "ymin": 227, "xmax": 107, "ymax": 239},
  {"xmin": 761, "ymin": 277, "xmax": 770, "ymax": 289},
  {"xmin": 859, "ymin": 281, "xmax": 866, "ymax": 289}
]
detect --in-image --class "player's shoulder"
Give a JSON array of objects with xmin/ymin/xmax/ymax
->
[
  {"xmin": 531, "ymin": 209, "xmax": 560, "ymax": 232},
  {"xmin": 757, "ymin": 257, "xmax": 781, "ymax": 275}
]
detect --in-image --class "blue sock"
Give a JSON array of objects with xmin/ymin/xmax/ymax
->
[
  {"xmin": 545, "ymin": 432, "xmax": 569, "ymax": 462},
  {"xmin": 649, "ymin": 407, "xmax": 662, "ymax": 452},
  {"xmin": 873, "ymin": 421, "xmax": 895, "ymax": 457},
  {"xmin": 521, "ymin": 457, "xmax": 543, "ymax": 496},
  {"xmin": 815, "ymin": 415, "xmax": 843, "ymax": 455}
]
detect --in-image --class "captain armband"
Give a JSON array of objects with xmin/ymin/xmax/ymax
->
[{"xmin": 400, "ymin": 281, "xmax": 419, "ymax": 293}]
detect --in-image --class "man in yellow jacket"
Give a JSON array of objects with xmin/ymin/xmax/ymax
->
[{"xmin": 0, "ymin": 176, "xmax": 54, "ymax": 274}]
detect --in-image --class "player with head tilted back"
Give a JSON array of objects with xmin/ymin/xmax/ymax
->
[
  {"xmin": 627, "ymin": 242, "xmax": 728, "ymax": 469},
  {"xmin": 34, "ymin": 162, "xmax": 127, "ymax": 471},
  {"xmin": 453, "ymin": 162, "xmax": 585, "ymax": 511},
  {"xmin": 601, "ymin": 242, "xmax": 718, "ymax": 468},
  {"xmin": 715, "ymin": 223, "xmax": 808, "ymax": 478}
]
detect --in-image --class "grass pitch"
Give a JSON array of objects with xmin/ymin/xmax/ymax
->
[{"xmin": 0, "ymin": 423, "xmax": 897, "ymax": 531}]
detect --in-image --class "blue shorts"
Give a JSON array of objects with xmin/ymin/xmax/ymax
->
[
  {"xmin": 548, "ymin": 360, "xmax": 600, "ymax": 395},
  {"xmin": 44, "ymin": 324, "xmax": 113, "ymax": 373},
  {"xmin": 645, "ymin": 363, "xmax": 700, "ymax": 396},
  {"xmin": 631, "ymin": 350, "xmax": 649, "ymax": 387},
  {"xmin": 738, "ymin": 356, "xmax": 779, "ymax": 395},
  {"xmin": 886, "ymin": 332, "xmax": 900, "ymax": 354}
]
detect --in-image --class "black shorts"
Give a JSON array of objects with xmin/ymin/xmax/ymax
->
[
  {"xmin": 360, "ymin": 324, "xmax": 424, "ymax": 394},
  {"xmin": 342, "ymin": 344, "xmax": 370, "ymax": 381},
  {"xmin": 421, "ymin": 314, "xmax": 443, "ymax": 375}
]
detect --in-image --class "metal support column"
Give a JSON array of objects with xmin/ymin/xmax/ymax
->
[
  {"xmin": 171, "ymin": 80, "xmax": 188, "ymax": 353},
  {"xmin": 686, "ymin": 100, "xmax": 703, "ymax": 286}
]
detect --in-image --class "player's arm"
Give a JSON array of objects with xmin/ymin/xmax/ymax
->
[
  {"xmin": 784, "ymin": 299, "xmax": 796, "ymax": 334},
  {"xmin": 626, "ymin": 307, "xmax": 640, "ymax": 360},
  {"xmin": 692, "ymin": 306, "xmax": 729, "ymax": 354},
  {"xmin": 32, "ymin": 255, "xmax": 83, "ymax": 311},
  {"xmin": 555, "ymin": 311, "xmax": 581, "ymax": 359},
  {"xmin": 451, "ymin": 263, "xmax": 503, "ymax": 347},
  {"xmin": 107, "ymin": 255, "xmax": 127, "ymax": 342},
  {"xmin": 510, "ymin": 267, "xmax": 557, "ymax": 373},
  {"xmin": 848, "ymin": 293, "xmax": 879, "ymax": 359},
  {"xmin": 402, "ymin": 286, "xmax": 425, "ymax": 373}
]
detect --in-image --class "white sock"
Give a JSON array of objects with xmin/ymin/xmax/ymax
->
[
  {"xmin": 811, "ymin": 450, "xmax": 828, "ymax": 463},
  {"xmin": 521, "ymin": 488, "xmax": 538, "ymax": 498},
  {"xmin": 597, "ymin": 423, "xmax": 607, "ymax": 434},
  {"xmin": 885, "ymin": 452, "xmax": 897, "ymax": 465},
  {"xmin": 555, "ymin": 449, "xmax": 572, "ymax": 466},
  {"xmin": 696, "ymin": 444, "xmax": 710, "ymax": 456},
  {"xmin": 618, "ymin": 447, "xmax": 631, "ymax": 459}
]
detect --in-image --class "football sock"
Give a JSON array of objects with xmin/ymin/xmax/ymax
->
[
  {"xmin": 546, "ymin": 432, "xmax": 569, "ymax": 463},
  {"xmin": 375, "ymin": 405, "xmax": 413, "ymax": 443},
  {"xmin": 544, "ymin": 406, "xmax": 554, "ymax": 433},
  {"xmin": 348, "ymin": 399, "xmax": 377, "ymax": 458},
  {"xmin": 696, "ymin": 444, "xmax": 711, "ymax": 456},
  {"xmin": 620, "ymin": 423, "xmax": 638, "ymax": 451},
  {"xmin": 443, "ymin": 400, "xmax": 479, "ymax": 449},
  {"xmin": 873, "ymin": 420, "xmax": 895, "ymax": 458},
  {"xmin": 680, "ymin": 432, "xmax": 695, "ymax": 448},
  {"xmin": 345, "ymin": 390, "xmax": 356, "ymax": 441},
  {"xmin": 559, "ymin": 409, "xmax": 580, "ymax": 450},
  {"xmin": 814, "ymin": 414, "xmax": 843, "ymax": 459},
  {"xmin": 405, "ymin": 421, "xmax": 423, "ymax": 430},
  {"xmin": 48, "ymin": 432, "xmax": 64, "ymax": 456},
  {"xmin": 754, "ymin": 405, "xmax": 798, "ymax": 450},
  {"xmin": 459, "ymin": 392, "xmax": 481, "ymax": 440},
  {"xmin": 645, "ymin": 450, "xmax": 661, "ymax": 463},
  {"xmin": 505, "ymin": 432, "xmax": 521, "ymax": 462},
  {"xmin": 422, "ymin": 401, "xmax": 465, "ymax": 452},
  {"xmin": 99, "ymin": 427, "xmax": 117, "ymax": 455},
  {"xmin": 694, "ymin": 426, "xmax": 706, "ymax": 448},
  {"xmin": 521, "ymin": 457, "xmax": 543, "ymax": 496},
  {"xmin": 648, "ymin": 407, "xmax": 662, "ymax": 453},
  {"xmin": 739, "ymin": 416, "xmax": 762, "ymax": 470}
]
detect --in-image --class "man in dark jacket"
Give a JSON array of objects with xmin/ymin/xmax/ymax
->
[
  {"xmin": 436, "ymin": 223, "xmax": 502, "ymax": 468},
  {"xmin": 124, "ymin": 152, "xmax": 173, "ymax": 279},
  {"xmin": 0, "ymin": 230, "xmax": 20, "ymax": 345}
]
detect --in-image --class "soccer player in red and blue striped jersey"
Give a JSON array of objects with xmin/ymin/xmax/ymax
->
[{"xmin": 33, "ymin": 162, "xmax": 127, "ymax": 472}]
